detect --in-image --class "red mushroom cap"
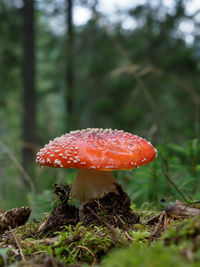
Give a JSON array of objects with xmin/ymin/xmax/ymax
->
[{"xmin": 36, "ymin": 128, "xmax": 157, "ymax": 171}]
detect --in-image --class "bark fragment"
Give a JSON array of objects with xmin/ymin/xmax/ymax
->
[
  {"xmin": 0, "ymin": 207, "xmax": 31, "ymax": 233},
  {"xmin": 166, "ymin": 200, "xmax": 200, "ymax": 218}
]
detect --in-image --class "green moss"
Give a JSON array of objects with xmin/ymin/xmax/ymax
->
[
  {"xmin": 0, "ymin": 216, "xmax": 153, "ymax": 266},
  {"xmin": 1, "ymin": 212, "xmax": 200, "ymax": 266},
  {"xmin": 100, "ymin": 243, "xmax": 198, "ymax": 267},
  {"xmin": 163, "ymin": 216, "xmax": 200, "ymax": 245},
  {"xmin": 99, "ymin": 216, "xmax": 200, "ymax": 267},
  {"xmin": 14, "ymin": 221, "xmax": 40, "ymax": 239},
  {"xmin": 22, "ymin": 240, "xmax": 53, "ymax": 259},
  {"xmin": 54, "ymin": 223, "xmax": 130, "ymax": 265},
  {"xmin": 52, "ymin": 222, "xmax": 151, "ymax": 265},
  {"xmin": 162, "ymin": 216, "xmax": 200, "ymax": 262},
  {"xmin": 131, "ymin": 203, "xmax": 159, "ymax": 223}
]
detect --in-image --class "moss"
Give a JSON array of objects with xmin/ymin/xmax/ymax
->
[
  {"xmin": 100, "ymin": 243, "xmax": 198, "ymax": 267},
  {"xmin": 53, "ymin": 222, "xmax": 152, "ymax": 265},
  {"xmin": 163, "ymin": 216, "xmax": 200, "ymax": 245},
  {"xmin": 162, "ymin": 216, "xmax": 200, "ymax": 262},
  {"xmin": 14, "ymin": 221, "xmax": 40, "ymax": 239},
  {"xmin": 54, "ymin": 223, "xmax": 130, "ymax": 265},
  {"xmin": 0, "ymin": 246, "xmax": 22, "ymax": 266},
  {"xmin": 0, "ymin": 217, "xmax": 153, "ymax": 266},
  {"xmin": 0, "ymin": 207, "xmax": 200, "ymax": 266},
  {"xmin": 98, "ymin": 216, "xmax": 200, "ymax": 267},
  {"xmin": 22, "ymin": 240, "xmax": 53, "ymax": 260},
  {"xmin": 131, "ymin": 203, "xmax": 159, "ymax": 223}
]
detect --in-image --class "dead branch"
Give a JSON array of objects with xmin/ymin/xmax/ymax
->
[{"xmin": 166, "ymin": 200, "xmax": 200, "ymax": 218}]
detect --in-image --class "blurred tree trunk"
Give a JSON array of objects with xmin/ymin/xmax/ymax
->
[
  {"xmin": 22, "ymin": 0, "xmax": 36, "ymax": 181},
  {"xmin": 65, "ymin": 0, "xmax": 74, "ymax": 130}
]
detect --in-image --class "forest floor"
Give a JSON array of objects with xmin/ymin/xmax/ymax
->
[{"xmin": 0, "ymin": 184, "xmax": 200, "ymax": 267}]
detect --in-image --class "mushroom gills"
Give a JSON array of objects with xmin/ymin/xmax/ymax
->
[{"xmin": 70, "ymin": 169, "xmax": 118, "ymax": 203}]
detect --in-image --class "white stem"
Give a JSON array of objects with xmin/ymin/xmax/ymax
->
[
  {"xmin": 79, "ymin": 201, "xmax": 85, "ymax": 221},
  {"xmin": 70, "ymin": 170, "xmax": 118, "ymax": 203}
]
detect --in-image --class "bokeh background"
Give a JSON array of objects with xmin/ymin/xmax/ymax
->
[{"xmin": 1, "ymin": 0, "xmax": 200, "ymax": 216}]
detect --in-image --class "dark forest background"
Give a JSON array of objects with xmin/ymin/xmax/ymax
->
[{"xmin": 0, "ymin": 0, "xmax": 200, "ymax": 216}]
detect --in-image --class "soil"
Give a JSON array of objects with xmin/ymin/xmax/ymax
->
[
  {"xmin": 83, "ymin": 183, "xmax": 140, "ymax": 228},
  {"xmin": 38, "ymin": 183, "xmax": 139, "ymax": 235},
  {"xmin": 37, "ymin": 184, "xmax": 79, "ymax": 235}
]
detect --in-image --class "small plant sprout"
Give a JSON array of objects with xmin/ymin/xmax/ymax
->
[{"xmin": 36, "ymin": 128, "xmax": 157, "ymax": 219}]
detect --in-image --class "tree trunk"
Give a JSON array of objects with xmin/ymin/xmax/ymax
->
[
  {"xmin": 22, "ymin": 0, "xmax": 36, "ymax": 181},
  {"xmin": 65, "ymin": 0, "xmax": 74, "ymax": 130}
]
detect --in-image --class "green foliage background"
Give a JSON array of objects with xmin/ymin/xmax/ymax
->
[{"xmin": 0, "ymin": 0, "xmax": 200, "ymax": 213}]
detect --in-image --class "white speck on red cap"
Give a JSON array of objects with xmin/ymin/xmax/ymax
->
[{"xmin": 36, "ymin": 128, "xmax": 157, "ymax": 170}]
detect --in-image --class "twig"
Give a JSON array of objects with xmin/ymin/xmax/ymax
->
[
  {"xmin": 163, "ymin": 213, "xmax": 169, "ymax": 231},
  {"xmin": 164, "ymin": 170, "xmax": 187, "ymax": 202},
  {"xmin": 134, "ymin": 210, "xmax": 158, "ymax": 214},
  {"xmin": 144, "ymin": 213, "xmax": 162, "ymax": 225},
  {"xmin": 163, "ymin": 159, "xmax": 170, "ymax": 198},
  {"xmin": 124, "ymin": 231, "xmax": 134, "ymax": 241},
  {"xmin": 33, "ymin": 250, "xmax": 49, "ymax": 255},
  {"xmin": 161, "ymin": 153, "xmax": 188, "ymax": 202},
  {"xmin": 95, "ymin": 199, "xmax": 104, "ymax": 210},
  {"xmin": 0, "ymin": 141, "xmax": 36, "ymax": 195},
  {"xmin": 77, "ymin": 245, "xmax": 96, "ymax": 266},
  {"xmin": 86, "ymin": 206, "xmax": 118, "ymax": 239},
  {"xmin": 151, "ymin": 212, "xmax": 165, "ymax": 237},
  {"xmin": 115, "ymin": 215, "xmax": 126, "ymax": 225},
  {"xmin": 9, "ymin": 227, "xmax": 26, "ymax": 262}
]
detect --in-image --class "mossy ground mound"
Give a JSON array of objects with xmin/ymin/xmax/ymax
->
[
  {"xmin": 0, "ymin": 184, "xmax": 200, "ymax": 266},
  {"xmin": 1, "ymin": 215, "xmax": 199, "ymax": 266},
  {"xmin": 0, "ymin": 221, "xmax": 150, "ymax": 266},
  {"xmin": 38, "ymin": 183, "xmax": 139, "ymax": 234}
]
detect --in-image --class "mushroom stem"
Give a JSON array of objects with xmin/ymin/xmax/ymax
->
[
  {"xmin": 78, "ymin": 201, "xmax": 85, "ymax": 221},
  {"xmin": 70, "ymin": 170, "xmax": 118, "ymax": 203}
]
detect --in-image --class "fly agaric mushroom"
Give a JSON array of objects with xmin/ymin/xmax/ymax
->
[{"xmin": 36, "ymin": 128, "xmax": 157, "ymax": 219}]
